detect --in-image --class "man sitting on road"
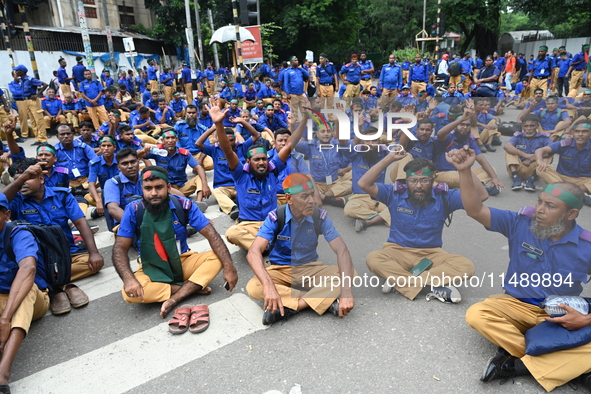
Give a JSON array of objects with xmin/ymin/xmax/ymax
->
[{"xmin": 246, "ymin": 173, "xmax": 355, "ymax": 325}]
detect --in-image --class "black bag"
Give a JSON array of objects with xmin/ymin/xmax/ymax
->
[
  {"xmin": 448, "ymin": 61, "xmax": 461, "ymax": 77},
  {"xmin": 4, "ymin": 221, "xmax": 72, "ymax": 289},
  {"xmin": 498, "ymin": 121, "xmax": 522, "ymax": 136}
]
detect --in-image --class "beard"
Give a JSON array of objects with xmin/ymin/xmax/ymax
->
[
  {"xmin": 362, "ymin": 148, "xmax": 380, "ymax": 164},
  {"xmin": 408, "ymin": 189, "xmax": 430, "ymax": 208},
  {"xmin": 538, "ymin": 54, "xmax": 546, "ymax": 60},
  {"xmin": 144, "ymin": 195, "xmax": 170, "ymax": 215},
  {"xmin": 530, "ymin": 214, "xmax": 566, "ymax": 239},
  {"xmin": 186, "ymin": 117, "xmax": 197, "ymax": 128}
]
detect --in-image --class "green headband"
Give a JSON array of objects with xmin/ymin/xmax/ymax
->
[
  {"xmin": 247, "ymin": 147, "xmax": 267, "ymax": 158},
  {"xmin": 543, "ymin": 184, "xmax": 584, "ymax": 210},
  {"xmin": 100, "ymin": 136, "xmax": 116, "ymax": 145},
  {"xmin": 406, "ymin": 168, "xmax": 434, "ymax": 178},
  {"xmin": 162, "ymin": 130, "xmax": 177, "ymax": 137},
  {"xmin": 539, "ymin": 46, "xmax": 548, "ymax": 51},
  {"xmin": 548, "ymin": 97, "xmax": 559, "ymax": 102},
  {"xmin": 36, "ymin": 145, "xmax": 56, "ymax": 155},
  {"xmin": 284, "ymin": 181, "xmax": 314, "ymax": 195},
  {"xmin": 142, "ymin": 169, "xmax": 169, "ymax": 183},
  {"xmin": 574, "ymin": 122, "xmax": 591, "ymax": 130}
]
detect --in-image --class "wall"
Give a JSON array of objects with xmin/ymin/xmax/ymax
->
[{"xmin": 501, "ymin": 36, "xmax": 591, "ymax": 57}]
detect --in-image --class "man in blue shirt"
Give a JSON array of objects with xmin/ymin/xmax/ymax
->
[
  {"xmin": 283, "ymin": 56, "xmax": 309, "ymax": 122},
  {"xmin": 71, "ymin": 56, "xmax": 87, "ymax": 91},
  {"xmin": 147, "ymin": 59, "xmax": 159, "ymax": 95},
  {"xmin": 223, "ymin": 99, "xmax": 242, "ymax": 128},
  {"xmin": 359, "ymin": 51, "xmax": 375, "ymax": 92},
  {"xmin": 57, "ymin": 57, "xmax": 73, "ymax": 96},
  {"xmin": 79, "ymin": 70, "xmax": 108, "ymax": 130},
  {"xmin": 174, "ymin": 104, "xmax": 213, "ymax": 170},
  {"xmin": 340, "ymin": 54, "xmax": 362, "ymax": 106},
  {"xmin": 169, "ymin": 92, "xmax": 187, "ymax": 118},
  {"xmin": 459, "ymin": 52, "xmax": 474, "ymax": 92},
  {"xmin": 528, "ymin": 45, "xmax": 554, "ymax": 96},
  {"xmin": 131, "ymin": 107, "xmax": 160, "ymax": 141},
  {"xmin": 556, "ymin": 53, "xmax": 572, "ymax": 98},
  {"xmin": 61, "ymin": 93, "xmax": 79, "ymax": 131},
  {"xmin": 379, "ymin": 54, "xmax": 403, "ymax": 109},
  {"xmin": 198, "ymin": 102, "xmax": 213, "ymax": 129},
  {"xmin": 112, "ymin": 165, "xmax": 238, "ymax": 319},
  {"xmin": 409, "ymin": 53, "xmax": 429, "ymax": 98},
  {"xmin": 401, "ymin": 57, "xmax": 411, "ymax": 84},
  {"xmin": 452, "ymin": 147, "xmax": 591, "ymax": 390},
  {"xmin": 246, "ymin": 172, "xmax": 355, "ymax": 325},
  {"xmin": 179, "ymin": 61, "xmax": 193, "ymax": 103},
  {"xmin": 243, "ymin": 83, "xmax": 258, "ymax": 110},
  {"xmin": 102, "ymin": 70, "xmax": 115, "ymax": 89},
  {"xmin": 566, "ymin": 44, "xmax": 589, "ymax": 97},
  {"xmin": 361, "ymin": 155, "xmax": 486, "ymax": 302},
  {"xmin": 87, "ymin": 135, "xmax": 118, "ymax": 219},
  {"xmin": 11, "ymin": 65, "xmax": 47, "ymax": 144},
  {"xmin": 41, "ymin": 89, "xmax": 65, "ymax": 138},
  {"xmin": 257, "ymin": 79, "xmax": 276, "ymax": 104},
  {"xmin": 535, "ymin": 119, "xmax": 591, "ymax": 204},
  {"xmin": 257, "ymin": 104, "xmax": 288, "ymax": 138},
  {"xmin": 159, "ymin": 66, "xmax": 175, "ymax": 104},
  {"xmin": 155, "ymin": 98, "xmax": 176, "ymax": 127},
  {"xmin": 315, "ymin": 54, "xmax": 338, "ymax": 110},
  {"xmin": 204, "ymin": 63, "xmax": 215, "ymax": 96},
  {"xmin": 522, "ymin": 95, "xmax": 572, "ymax": 141}
]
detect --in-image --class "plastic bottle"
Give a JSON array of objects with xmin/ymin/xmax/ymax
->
[
  {"xmin": 150, "ymin": 147, "xmax": 168, "ymax": 157},
  {"xmin": 538, "ymin": 296, "xmax": 591, "ymax": 316}
]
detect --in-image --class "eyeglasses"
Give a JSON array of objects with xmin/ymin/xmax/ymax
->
[{"xmin": 406, "ymin": 177, "xmax": 432, "ymax": 185}]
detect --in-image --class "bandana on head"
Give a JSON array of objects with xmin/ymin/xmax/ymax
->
[
  {"xmin": 99, "ymin": 136, "xmax": 116, "ymax": 145},
  {"xmin": 162, "ymin": 130, "xmax": 177, "ymax": 137},
  {"xmin": 247, "ymin": 147, "xmax": 267, "ymax": 158},
  {"xmin": 36, "ymin": 145, "xmax": 56, "ymax": 155},
  {"xmin": 575, "ymin": 122, "xmax": 591, "ymax": 130},
  {"xmin": 543, "ymin": 184, "xmax": 583, "ymax": 210},
  {"xmin": 143, "ymin": 169, "xmax": 169, "ymax": 183},
  {"xmin": 539, "ymin": 45, "xmax": 548, "ymax": 51},
  {"xmin": 284, "ymin": 180, "xmax": 314, "ymax": 195},
  {"xmin": 406, "ymin": 168, "xmax": 434, "ymax": 178}
]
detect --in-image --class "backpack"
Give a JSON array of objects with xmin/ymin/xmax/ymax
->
[
  {"xmin": 133, "ymin": 195, "xmax": 190, "ymax": 232},
  {"xmin": 515, "ymin": 58, "xmax": 522, "ymax": 71},
  {"xmin": 4, "ymin": 222, "xmax": 72, "ymax": 290},
  {"xmin": 104, "ymin": 175, "xmax": 142, "ymax": 232},
  {"xmin": 449, "ymin": 61, "xmax": 461, "ymax": 77}
]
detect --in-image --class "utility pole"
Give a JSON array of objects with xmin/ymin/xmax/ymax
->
[
  {"xmin": 421, "ymin": 0, "xmax": 426, "ymax": 54},
  {"xmin": 435, "ymin": 0, "xmax": 442, "ymax": 59},
  {"xmin": 102, "ymin": 0, "xmax": 115, "ymax": 70},
  {"xmin": 0, "ymin": 9, "xmax": 14, "ymax": 68},
  {"xmin": 194, "ymin": 1, "xmax": 204, "ymax": 71},
  {"xmin": 184, "ymin": 0, "xmax": 196, "ymax": 74},
  {"xmin": 231, "ymin": 0, "xmax": 243, "ymax": 78},
  {"xmin": 18, "ymin": 5, "xmax": 40, "ymax": 79},
  {"xmin": 207, "ymin": 8, "xmax": 220, "ymax": 70},
  {"xmin": 77, "ymin": 0, "xmax": 96, "ymax": 74}
]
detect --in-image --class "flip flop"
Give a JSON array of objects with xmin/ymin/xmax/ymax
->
[
  {"xmin": 189, "ymin": 304, "xmax": 210, "ymax": 334},
  {"xmin": 168, "ymin": 304, "xmax": 192, "ymax": 335}
]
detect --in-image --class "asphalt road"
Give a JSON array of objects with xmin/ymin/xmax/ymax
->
[{"xmin": 4, "ymin": 102, "xmax": 591, "ymax": 394}]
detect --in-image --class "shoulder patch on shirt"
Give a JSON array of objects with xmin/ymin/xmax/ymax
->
[
  {"xmin": 539, "ymin": 132, "xmax": 550, "ymax": 137},
  {"xmin": 433, "ymin": 183, "xmax": 449, "ymax": 194},
  {"xmin": 318, "ymin": 208, "xmax": 328, "ymax": 221},
  {"xmin": 560, "ymin": 139, "xmax": 573, "ymax": 147},
  {"xmin": 269, "ymin": 209, "xmax": 278, "ymax": 222},
  {"xmin": 54, "ymin": 166, "xmax": 69, "ymax": 174},
  {"xmin": 579, "ymin": 229, "xmax": 591, "ymax": 243},
  {"xmin": 392, "ymin": 181, "xmax": 407, "ymax": 193},
  {"xmin": 518, "ymin": 206, "xmax": 535, "ymax": 219},
  {"xmin": 437, "ymin": 113, "xmax": 445, "ymax": 118},
  {"xmin": 513, "ymin": 131, "xmax": 523, "ymax": 137},
  {"xmin": 178, "ymin": 148, "xmax": 190, "ymax": 155}
]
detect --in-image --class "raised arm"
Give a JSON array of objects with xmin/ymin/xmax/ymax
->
[
  {"xmin": 195, "ymin": 125, "xmax": 216, "ymax": 150},
  {"xmin": 207, "ymin": 97, "xmax": 238, "ymax": 170},
  {"xmin": 278, "ymin": 113, "xmax": 309, "ymax": 163},
  {"xmin": 358, "ymin": 149, "xmax": 407, "ymax": 198}
]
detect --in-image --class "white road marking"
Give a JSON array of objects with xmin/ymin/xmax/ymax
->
[{"xmin": 13, "ymin": 294, "xmax": 267, "ymax": 394}]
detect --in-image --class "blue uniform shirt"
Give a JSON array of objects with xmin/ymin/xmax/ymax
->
[
  {"xmin": 340, "ymin": 63, "xmax": 362, "ymax": 84},
  {"xmin": 57, "ymin": 67, "xmax": 69, "ymax": 84},
  {"xmin": 244, "ymin": 88, "xmax": 257, "ymax": 102},
  {"xmin": 317, "ymin": 63, "xmax": 337, "ymax": 84},
  {"xmin": 41, "ymin": 97, "xmax": 62, "ymax": 116},
  {"xmin": 232, "ymin": 156, "xmax": 286, "ymax": 221},
  {"xmin": 257, "ymin": 113, "xmax": 288, "ymax": 132},
  {"xmin": 202, "ymin": 139, "xmax": 253, "ymax": 188},
  {"xmin": 533, "ymin": 108, "xmax": 570, "ymax": 131},
  {"xmin": 268, "ymin": 150, "xmax": 310, "ymax": 194},
  {"xmin": 257, "ymin": 205, "xmax": 340, "ymax": 266},
  {"xmin": 115, "ymin": 134, "xmax": 143, "ymax": 153},
  {"xmin": 340, "ymin": 143, "xmax": 388, "ymax": 194},
  {"xmin": 145, "ymin": 98, "xmax": 159, "ymax": 111},
  {"xmin": 359, "ymin": 60, "xmax": 374, "ymax": 80},
  {"xmin": 72, "ymin": 64, "xmax": 87, "ymax": 88},
  {"xmin": 9, "ymin": 187, "xmax": 85, "ymax": 254},
  {"xmin": 374, "ymin": 182, "xmax": 463, "ymax": 248},
  {"xmin": 571, "ymin": 51, "xmax": 587, "ymax": 70},
  {"xmin": 488, "ymin": 207, "xmax": 591, "ymax": 300},
  {"xmin": 549, "ymin": 138, "xmax": 591, "ymax": 177},
  {"xmin": 155, "ymin": 106, "xmax": 175, "ymax": 125},
  {"xmin": 160, "ymin": 72, "xmax": 174, "ymax": 86},
  {"xmin": 142, "ymin": 90, "xmax": 151, "ymax": 105},
  {"xmin": 459, "ymin": 58, "xmax": 473, "ymax": 74},
  {"xmin": 103, "ymin": 172, "xmax": 142, "ymax": 214},
  {"xmin": 118, "ymin": 196, "xmax": 210, "ymax": 253},
  {"xmin": 146, "ymin": 148, "xmax": 199, "ymax": 187},
  {"xmin": 181, "ymin": 67, "xmax": 192, "ymax": 83},
  {"xmin": 104, "ymin": 77, "xmax": 115, "ymax": 89},
  {"xmin": 198, "ymin": 114, "xmax": 213, "ymax": 129},
  {"xmin": 204, "ymin": 69, "xmax": 215, "ymax": 81},
  {"xmin": 476, "ymin": 58, "xmax": 484, "ymax": 68},
  {"xmin": 79, "ymin": 79, "xmax": 104, "ymax": 107},
  {"xmin": 296, "ymin": 140, "xmax": 347, "ymax": 183},
  {"xmin": 88, "ymin": 156, "xmax": 118, "ymax": 190},
  {"xmin": 379, "ymin": 64, "xmax": 402, "ymax": 90},
  {"xmin": 531, "ymin": 56, "xmax": 553, "ymax": 78},
  {"xmin": 62, "ymin": 98, "xmax": 78, "ymax": 111},
  {"xmin": 525, "ymin": 99, "xmax": 546, "ymax": 111},
  {"xmin": 17, "ymin": 76, "xmax": 43, "ymax": 97},
  {"xmin": 406, "ymin": 136, "xmax": 441, "ymax": 161},
  {"xmin": 175, "ymin": 121, "xmax": 208, "ymax": 155},
  {"xmin": 257, "ymin": 86, "xmax": 275, "ymax": 99},
  {"xmin": 131, "ymin": 115, "xmax": 156, "ymax": 132},
  {"xmin": 558, "ymin": 58, "xmax": 572, "ymax": 77},
  {"xmin": 409, "ymin": 62, "xmax": 429, "ymax": 83},
  {"xmin": 54, "ymin": 141, "xmax": 98, "ymax": 179},
  {"xmin": 401, "ymin": 61, "xmax": 411, "ymax": 70},
  {"xmin": 223, "ymin": 108, "xmax": 242, "ymax": 128},
  {"xmin": 147, "ymin": 66, "xmax": 158, "ymax": 80},
  {"xmin": 435, "ymin": 133, "xmax": 482, "ymax": 171},
  {"xmin": 170, "ymin": 99, "xmax": 187, "ymax": 113},
  {"xmin": 508, "ymin": 132, "xmax": 551, "ymax": 160},
  {"xmin": 75, "ymin": 134, "xmax": 100, "ymax": 150},
  {"xmin": 494, "ymin": 57, "xmax": 506, "ymax": 71}
]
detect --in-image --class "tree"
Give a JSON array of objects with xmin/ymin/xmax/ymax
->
[{"xmin": 510, "ymin": 0, "xmax": 591, "ymax": 38}]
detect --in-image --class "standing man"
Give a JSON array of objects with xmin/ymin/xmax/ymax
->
[
  {"xmin": 401, "ymin": 58, "xmax": 411, "ymax": 84},
  {"xmin": 12, "ymin": 65, "xmax": 48, "ymax": 145},
  {"xmin": 160, "ymin": 66, "xmax": 175, "ymax": 104},
  {"xmin": 556, "ymin": 53, "xmax": 572, "ymax": 98},
  {"xmin": 71, "ymin": 56, "xmax": 87, "ymax": 92},
  {"xmin": 180, "ymin": 61, "xmax": 193, "ymax": 103},
  {"xmin": 283, "ymin": 56, "xmax": 309, "ymax": 122},
  {"xmin": 493, "ymin": 51, "xmax": 506, "ymax": 84},
  {"xmin": 528, "ymin": 46, "xmax": 554, "ymax": 97},
  {"xmin": 57, "ymin": 58, "xmax": 73, "ymax": 96},
  {"xmin": 316, "ymin": 53, "xmax": 338, "ymax": 110},
  {"xmin": 359, "ymin": 52, "xmax": 374, "ymax": 92},
  {"xmin": 504, "ymin": 50, "xmax": 517, "ymax": 93},
  {"xmin": 460, "ymin": 51, "xmax": 474, "ymax": 92},
  {"xmin": 41, "ymin": 89, "xmax": 65, "ymax": 141},
  {"xmin": 78, "ymin": 70, "xmax": 108, "ymax": 129},
  {"xmin": 339, "ymin": 54, "xmax": 362, "ymax": 106},
  {"xmin": 409, "ymin": 54, "xmax": 429, "ymax": 98},
  {"xmin": 566, "ymin": 44, "xmax": 589, "ymax": 98},
  {"xmin": 379, "ymin": 54, "xmax": 402, "ymax": 109},
  {"xmin": 147, "ymin": 59, "xmax": 159, "ymax": 95},
  {"xmin": 204, "ymin": 63, "xmax": 215, "ymax": 96}
]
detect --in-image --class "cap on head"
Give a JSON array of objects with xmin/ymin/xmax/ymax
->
[
  {"xmin": 351, "ymin": 54, "xmax": 358, "ymax": 60},
  {"xmin": 12, "ymin": 65, "xmax": 28, "ymax": 73},
  {"xmin": 0, "ymin": 193, "xmax": 9, "ymax": 211}
]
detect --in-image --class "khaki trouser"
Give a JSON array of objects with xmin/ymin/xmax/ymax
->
[
  {"xmin": 0, "ymin": 106, "xmax": 17, "ymax": 140},
  {"xmin": 366, "ymin": 242, "xmax": 475, "ymax": 300},
  {"xmin": 530, "ymin": 78, "xmax": 549, "ymax": 97},
  {"xmin": 212, "ymin": 186, "xmax": 237, "ymax": 214},
  {"xmin": 184, "ymin": 83, "xmax": 193, "ymax": 103},
  {"xmin": 448, "ymin": 75, "xmax": 461, "ymax": 87},
  {"xmin": 277, "ymin": 194, "xmax": 287, "ymax": 206},
  {"xmin": 15, "ymin": 99, "xmax": 44, "ymax": 139},
  {"xmin": 163, "ymin": 85, "xmax": 174, "ymax": 103},
  {"xmin": 0, "ymin": 284, "xmax": 49, "ymax": 335},
  {"xmin": 289, "ymin": 93, "xmax": 308, "ymax": 122},
  {"xmin": 473, "ymin": 119, "xmax": 501, "ymax": 144},
  {"xmin": 402, "ymin": 70, "xmax": 409, "ymax": 84},
  {"xmin": 380, "ymin": 88, "xmax": 399, "ymax": 108},
  {"xmin": 505, "ymin": 152, "xmax": 552, "ymax": 179},
  {"xmin": 435, "ymin": 167, "xmax": 493, "ymax": 189},
  {"xmin": 78, "ymin": 113, "xmax": 92, "ymax": 123},
  {"xmin": 315, "ymin": 176, "xmax": 352, "ymax": 197},
  {"xmin": 343, "ymin": 193, "xmax": 391, "ymax": 226},
  {"xmin": 411, "ymin": 81, "xmax": 426, "ymax": 98},
  {"xmin": 172, "ymin": 176, "xmax": 202, "ymax": 197},
  {"xmin": 360, "ymin": 79, "xmax": 372, "ymax": 92},
  {"xmin": 550, "ymin": 68, "xmax": 559, "ymax": 93},
  {"xmin": 61, "ymin": 83, "xmax": 72, "ymax": 96},
  {"xmin": 192, "ymin": 153, "xmax": 213, "ymax": 171},
  {"xmin": 466, "ymin": 294, "xmax": 591, "ymax": 392},
  {"xmin": 71, "ymin": 253, "xmax": 100, "ymax": 282},
  {"xmin": 568, "ymin": 70, "xmax": 585, "ymax": 97},
  {"xmin": 150, "ymin": 80, "xmax": 159, "ymax": 94},
  {"xmin": 246, "ymin": 262, "xmax": 358, "ymax": 315},
  {"xmin": 175, "ymin": 110, "xmax": 186, "ymax": 118},
  {"xmin": 226, "ymin": 220, "xmax": 263, "ymax": 251},
  {"xmin": 44, "ymin": 115, "xmax": 67, "ymax": 130},
  {"xmin": 87, "ymin": 105, "xmax": 109, "ymax": 130},
  {"xmin": 317, "ymin": 84, "xmax": 335, "ymax": 109},
  {"xmin": 538, "ymin": 167, "xmax": 591, "ymax": 193},
  {"xmin": 64, "ymin": 112, "xmax": 79, "ymax": 129},
  {"xmin": 343, "ymin": 83, "xmax": 361, "ymax": 106},
  {"xmin": 206, "ymin": 80, "xmax": 215, "ymax": 96},
  {"xmin": 122, "ymin": 250, "xmax": 223, "ymax": 303},
  {"xmin": 461, "ymin": 73, "xmax": 471, "ymax": 92}
]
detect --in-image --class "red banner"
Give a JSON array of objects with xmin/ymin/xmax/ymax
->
[{"xmin": 237, "ymin": 26, "xmax": 263, "ymax": 64}]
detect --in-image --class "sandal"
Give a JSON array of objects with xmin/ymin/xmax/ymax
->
[
  {"xmin": 0, "ymin": 384, "xmax": 10, "ymax": 394},
  {"xmin": 189, "ymin": 304, "xmax": 210, "ymax": 334},
  {"xmin": 168, "ymin": 304, "xmax": 192, "ymax": 335}
]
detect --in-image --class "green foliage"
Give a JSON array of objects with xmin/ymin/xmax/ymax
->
[
  {"xmin": 500, "ymin": 11, "xmax": 537, "ymax": 32},
  {"xmin": 510, "ymin": 0, "xmax": 591, "ymax": 38},
  {"xmin": 260, "ymin": 22, "xmax": 282, "ymax": 62}
]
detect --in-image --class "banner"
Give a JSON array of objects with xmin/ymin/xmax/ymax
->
[{"xmin": 238, "ymin": 26, "xmax": 263, "ymax": 64}]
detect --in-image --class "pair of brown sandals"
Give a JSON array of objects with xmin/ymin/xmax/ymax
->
[{"xmin": 168, "ymin": 304, "xmax": 210, "ymax": 334}]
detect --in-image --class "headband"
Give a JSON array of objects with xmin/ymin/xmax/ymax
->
[
  {"xmin": 406, "ymin": 168, "xmax": 434, "ymax": 178},
  {"xmin": 99, "ymin": 136, "xmax": 116, "ymax": 145},
  {"xmin": 574, "ymin": 122, "xmax": 591, "ymax": 130},
  {"xmin": 162, "ymin": 130, "xmax": 177, "ymax": 137},
  {"xmin": 539, "ymin": 46, "xmax": 548, "ymax": 51},
  {"xmin": 543, "ymin": 184, "xmax": 583, "ymax": 210},
  {"xmin": 289, "ymin": 56, "xmax": 297, "ymax": 61},
  {"xmin": 284, "ymin": 180, "xmax": 314, "ymax": 195},
  {"xmin": 547, "ymin": 97, "xmax": 559, "ymax": 102},
  {"xmin": 143, "ymin": 169, "xmax": 169, "ymax": 183},
  {"xmin": 37, "ymin": 145, "xmax": 56, "ymax": 155},
  {"xmin": 247, "ymin": 147, "xmax": 267, "ymax": 158}
]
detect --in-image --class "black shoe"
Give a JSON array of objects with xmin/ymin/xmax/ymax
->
[
  {"xmin": 187, "ymin": 226, "xmax": 198, "ymax": 237},
  {"xmin": 354, "ymin": 219, "xmax": 367, "ymax": 232},
  {"xmin": 585, "ymin": 195, "xmax": 591, "ymax": 207},
  {"xmin": 486, "ymin": 186, "xmax": 500, "ymax": 196},
  {"xmin": 478, "ymin": 144, "xmax": 488, "ymax": 152},
  {"xmin": 30, "ymin": 141, "xmax": 42, "ymax": 146},
  {"xmin": 480, "ymin": 352, "xmax": 516, "ymax": 382},
  {"xmin": 90, "ymin": 208, "xmax": 102, "ymax": 219},
  {"xmin": 484, "ymin": 144, "xmax": 497, "ymax": 152},
  {"xmin": 196, "ymin": 201, "xmax": 208, "ymax": 213},
  {"xmin": 524, "ymin": 176, "xmax": 536, "ymax": 192},
  {"xmin": 15, "ymin": 137, "xmax": 26, "ymax": 143},
  {"xmin": 492, "ymin": 136, "xmax": 502, "ymax": 146},
  {"xmin": 229, "ymin": 206, "xmax": 240, "ymax": 221},
  {"xmin": 326, "ymin": 299, "xmax": 339, "ymax": 316},
  {"xmin": 75, "ymin": 240, "xmax": 87, "ymax": 251},
  {"xmin": 573, "ymin": 372, "xmax": 591, "ymax": 391},
  {"xmin": 262, "ymin": 307, "xmax": 298, "ymax": 326},
  {"xmin": 425, "ymin": 285, "xmax": 461, "ymax": 303},
  {"xmin": 324, "ymin": 196, "xmax": 346, "ymax": 208}
]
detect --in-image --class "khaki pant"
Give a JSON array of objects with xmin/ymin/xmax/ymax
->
[
  {"xmin": 290, "ymin": 93, "xmax": 308, "ymax": 122},
  {"xmin": 461, "ymin": 73, "xmax": 471, "ymax": 92},
  {"xmin": 473, "ymin": 119, "xmax": 501, "ymax": 143},
  {"xmin": 402, "ymin": 70, "xmax": 409, "ymax": 84},
  {"xmin": 44, "ymin": 115, "xmax": 67, "ymax": 130},
  {"xmin": 317, "ymin": 84, "xmax": 335, "ymax": 109},
  {"xmin": 163, "ymin": 85, "xmax": 174, "ymax": 103},
  {"xmin": 175, "ymin": 110, "xmax": 186, "ymax": 118},
  {"xmin": 0, "ymin": 107, "xmax": 17, "ymax": 140},
  {"xmin": 381, "ymin": 88, "xmax": 399, "ymax": 108},
  {"xmin": 550, "ymin": 68, "xmax": 559, "ymax": 93},
  {"xmin": 15, "ymin": 99, "xmax": 44, "ymax": 139},
  {"xmin": 411, "ymin": 81, "xmax": 426, "ymax": 98},
  {"xmin": 206, "ymin": 80, "xmax": 215, "ymax": 96},
  {"xmin": 277, "ymin": 194, "xmax": 287, "ymax": 206},
  {"xmin": 226, "ymin": 220, "xmax": 263, "ymax": 251},
  {"xmin": 172, "ymin": 176, "xmax": 202, "ymax": 197},
  {"xmin": 61, "ymin": 83, "xmax": 72, "ymax": 96},
  {"xmin": 315, "ymin": 176, "xmax": 352, "ymax": 197},
  {"xmin": 366, "ymin": 242, "xmax": 474, "ymax": 300},
  {"xmin": 122, "ymin": 250, "xmax": 223, "ymax": 303},
  {"xmin": 212, "ymin": 186, "xmax": 237, "ymax": 214},
  {"xmin": 71, "ymin": 253, "xmax": 100, "ymax": 282},
  {"xmin": 505, "ymin": 152, "xmax": 552, "ymax": 179},
  {"xmin": 343, "ymin": 193, "xmax": 391, "ymax": 226},
  {"xmin": 466, "ymin": 294, "xmax": 591, "ymax": 392},
  {"xmin": 87, "ymin": 105, "xmax": 109, "ymax": 130},
  {"xmin": 448, "ymin": 75, "xmax": 461, "ymax": 87},
  {"xmin": 150, "ymin": 80, "xmax": 159, "ymax": 94},
  {"xmin": 0, "ymin": 284, "xmax": 49, "ymax": 335},
  {"xmin": 64, "ymin": 112, "xmax": 79, "ymax": 129},
  {"xmin": 184, "ymin": 83, "xmax": 193, "ymax": 103},
  {"xmin": 538, "ymin": 167, "xmax": 591, "ymax": 193},
  {"xmin": 343, "ymin": 83, "xmax": 361, "ymax": 106},
  {"xmin": 78, "ymin": 113, "xmax": 92, "ymax": 123},
  {"xmin": 192, "ymin": 154, "xmax": 213, "ymax": 171},
  {"xmin": 568, "ymin": 70, "xmax": 585, "ymax": 97},
  {"xmin": 246, "ymin": 262, "xmax": 358, "ymax": 315},
  {"xmin": 530, "ymin": 78, "xmax": 549, "ymax": 97},
  {"xmin": 435, "ymin": 167, "xmax": 493, "ymax": 189},
  {"xmin": 360, "ymin": 79, "xmax": 372, "ymax": 92}
]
